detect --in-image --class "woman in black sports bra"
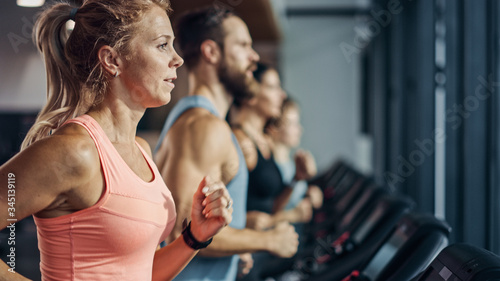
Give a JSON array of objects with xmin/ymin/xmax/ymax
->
[
  {"xmin": 231, "ymin": 62, "xmax": 319, "ymax": 281},
  {"xmin": 231, "ymin": 62, "xmax": 317, "ymax": 229}
]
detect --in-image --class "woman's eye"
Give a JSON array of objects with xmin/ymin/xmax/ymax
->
[{"xmin": 159, "ymin": 43, "xmax": 168, "ymax": 50}]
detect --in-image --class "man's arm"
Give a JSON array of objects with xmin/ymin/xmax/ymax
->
[
  {"xmin": 155, "ymin": 110, "xmax": 298, "ymax": 257},
  {"xmin": 156, "ymin": 110, "xmax": 230, "ymax": 243},
  {"xmin": 200, "ymin": 221, "xmax": 297, "ymax": 258}
]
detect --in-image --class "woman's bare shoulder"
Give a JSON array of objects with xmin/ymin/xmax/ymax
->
[
  {"xmin": 0, "ymin": 123, "xmax": 102, "ymax": 221},
  {"xmin": 11, "ymin": 123, "xmax": 100, "ymax": 188}
]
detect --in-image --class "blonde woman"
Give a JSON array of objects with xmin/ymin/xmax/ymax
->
[{"xmin": 0, "ymin": 1, "xmax": 232, "ymax": 280}]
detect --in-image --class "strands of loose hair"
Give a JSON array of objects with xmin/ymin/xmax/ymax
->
[{"xmin": 21, "ymin": 0, "xmax": 171, "ymax": 150}]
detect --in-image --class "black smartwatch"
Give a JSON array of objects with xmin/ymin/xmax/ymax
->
[{"xmin": 182, "ymin": 222, "xmax": 213, "ymax": 250}]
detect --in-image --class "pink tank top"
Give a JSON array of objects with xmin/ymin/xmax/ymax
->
[{"xmin": 33, "ymin": 115, "xmax": 176, "ymax": 281}]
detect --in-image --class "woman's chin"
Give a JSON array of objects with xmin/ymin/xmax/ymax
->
[{"xmin": 150, "ymin": 95, "xmax": 171, "ymax": 108}]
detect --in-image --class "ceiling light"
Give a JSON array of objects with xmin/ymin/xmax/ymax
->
[{"xmin": 17, "ymin": 0, "xmax": 45, "ymax": 7}]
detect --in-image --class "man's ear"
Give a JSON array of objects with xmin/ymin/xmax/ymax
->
[
  {"xmin": 97, "ymin": 45, "xmax": 122, "ymax": 77},
  {"xmin": 265, "ymin": 122, "xmax": 279, "ymax": 136},
  {"xmin": 200, "ymin": 40, "xmax": 222, "ymax": 65}
]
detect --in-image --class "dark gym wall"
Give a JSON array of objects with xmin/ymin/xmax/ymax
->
[{"xmin": 364, "ymin": 0, "xmax": 500, "ymax": 254}]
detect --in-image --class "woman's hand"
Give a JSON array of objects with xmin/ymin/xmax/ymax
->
[
  {"xmin": 294, "ymin": 149, "xmax": 317, "ymax": 181},
  {"xmin": 189, "ymin": 176, "xmax": 233, "ymax": 242},
  {"xmin": 237, "ymin": 253, "xmax": 254, "ymax": 278},
  {"xmin": 293, "ymin": 198, "xmax": 313, "ymax": 223},
  {"xmin": 307, "ymin": 184, "xmax": 324, "ymax": 209}
]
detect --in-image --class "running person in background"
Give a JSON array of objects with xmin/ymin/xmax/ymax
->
[
  {"xmin": 154, "ymin": 6, "xmax": 298, "ymax": 281},
  {"xmin": 230, "ymin": 63, "xmax": 318, "ymax": 281},
  {"xmin": 0, "ymin": 1, "xmax": 231, "ymax": 280},
  {"xmin": 266, "ymin": 97, "xmax": 323, "ymax": 212},
  {"xmin": 265, "ymin": 97, "xmax": 324, "ymax": 255},
  {"xmin": 231, "ymin": 63, "xmax": 317, "ymax": 228}
]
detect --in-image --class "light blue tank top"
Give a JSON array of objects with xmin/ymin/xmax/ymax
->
[
  {"xmin": 155, "ymin": 96, "xmax": 248, "ymax": 281},
  {"xmin": 275, "ymin": 160, "xmax": 308, "ymax": 210}
]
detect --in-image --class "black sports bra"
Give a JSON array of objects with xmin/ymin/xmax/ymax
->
[{"xmin": 233, "ymin": 124, "xmax": 285, "ymax": 213}]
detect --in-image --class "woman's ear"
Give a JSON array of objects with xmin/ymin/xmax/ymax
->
[
  {"xmin": 200, "ymin": 39, "xmax": 221, "ymax": 65},
  {"xmin": 247, "ymin": 95, "xmax": 259, "ymax": 107},
  {"xmin": 98, "ymin": 45, "xmax": 121, "ymax": 77}
]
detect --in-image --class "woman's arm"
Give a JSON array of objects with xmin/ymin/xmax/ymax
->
[
  {"xmin": 152, "ymin": 176, "xmax": 232, "ymax": 281},
  {"xmin": 0, "ymin": 131, "xmax": 102, "ymax": 280},
  {"xmin": 270, "ymin": 199, "xmax": 313, "ymax": 225},
  {"xmin": 152, "ymin": 230, "xmax": 199, "ymax": 281},
  {"xmin": 271, "ymin": 185, "xmax": 294, "ymax": 214}
]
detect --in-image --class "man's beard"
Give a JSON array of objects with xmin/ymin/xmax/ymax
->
[{"xmin": 218, "ymin": 59, "xmax": 259, "ymax": 106}]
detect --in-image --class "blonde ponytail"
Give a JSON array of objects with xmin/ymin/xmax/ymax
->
[{"xmin": 22, "ymin": 0, "xmax": 171, "ymax": 150}]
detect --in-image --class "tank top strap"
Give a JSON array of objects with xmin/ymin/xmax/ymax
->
[
  {"xmin": 63, "ymin": 114, "xmax": 161, "ymax": 191},
  {"xmin": 63, "ymin": 114, "xmax": 108, "ymax": 153},
  {"xmin": 155, "ymin": 96, "xmax": 219, "ymax": 153},
  {"xmin": 62, "ymin": 114, "xmax": 114, "ymax": 193}
]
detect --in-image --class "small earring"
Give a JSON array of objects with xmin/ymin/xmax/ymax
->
[{"xmin": 114, "ymin": 72, "xmax": 118, "ymax": 78}]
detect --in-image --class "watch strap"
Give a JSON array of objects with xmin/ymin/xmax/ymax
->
[{"xmin": 182, "ymin": 221, "xmax": 213, "ymax": 250}]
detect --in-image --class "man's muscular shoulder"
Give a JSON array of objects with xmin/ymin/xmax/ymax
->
[
  {"xmin": 173, "ymin": 108, "xmax": 231, "ymax": 148},
  {"xmin": 168, "ymin": 108, "xmax": 235, "ymax": 169}
]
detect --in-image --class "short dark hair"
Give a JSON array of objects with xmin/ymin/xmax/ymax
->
[{"xmin": 175, "ymin": 5, "xmax": 235, "ymax": 69}]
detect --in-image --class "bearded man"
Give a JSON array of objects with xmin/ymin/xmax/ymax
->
[{"xmin": 154, "ymin": 6, "xmax": 299, "ymax": 281}]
